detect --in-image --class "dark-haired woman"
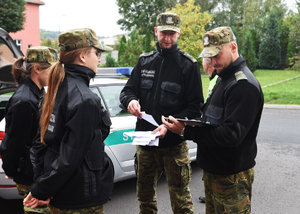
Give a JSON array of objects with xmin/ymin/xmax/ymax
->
[
  {"xmin": 24, "ymin": 28, "xmax": 114, "ymax": 214},
  {"xmin": 0, "ymin": 46, "xmax": 57, "ymax": 213}
]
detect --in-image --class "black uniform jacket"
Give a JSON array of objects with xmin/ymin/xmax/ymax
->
[
  {"xmin": 30, "ymin": 64, "xmax": 114, "ymax": 209},
  {"xmin": 0, "ymin": 78, "xmax": 43, "ymax": 185},
  {"xmin": 185, "ymin": 56, "xmax": 264, "ymax": 175},
  {"xmin": 120, "ymin": 42, "xmax": 203, "ymax": 148}
]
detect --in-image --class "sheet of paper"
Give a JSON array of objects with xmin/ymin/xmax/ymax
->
[
  {"xmin": 141, "ymin": 111, "xmax": 159, "ymax": 127},
  {"xmin": 124, "ymin": 131, "xmax": 160, "ymax": 146}
]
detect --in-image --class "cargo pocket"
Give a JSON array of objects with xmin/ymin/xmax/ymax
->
[
  {"xmin": 171, "ymin": 142, "xmax": 192, "ymax": 187},
  {"xmin": 206, "ymin": 105, "xmax": 223, "ymax": 126},
  {"xmin": 160, "ymin": 82, "xmax": 181, "ymax": 107}
]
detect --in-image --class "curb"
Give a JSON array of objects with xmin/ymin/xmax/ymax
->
[{"xmin": 264, "ymin": 104, "xmax": 300, "ymax": 110}]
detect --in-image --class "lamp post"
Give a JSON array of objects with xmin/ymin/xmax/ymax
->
[{"xmin": 58, "ymin": 14, "xmax": 66, "ymax": 34}]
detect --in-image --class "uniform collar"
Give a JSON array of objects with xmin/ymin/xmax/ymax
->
[
  {"xmin": 156, "ymin": 42, "xmax": 179, "ymax": 57},
  {"xmin": 64, "ymin": 64, "xmax": 96, "ymax": 86},
  {"xmin": 218, "ymin": 55, "xmax": 246, "ymax": 79},
  {"xmin": 23, "ymin": 77, "xmax": 44, "ymax": 99}
]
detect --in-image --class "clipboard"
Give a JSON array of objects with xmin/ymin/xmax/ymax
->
[{"xmin": 175, "ymin": 118, "xmax": 216, "ymax": 127}]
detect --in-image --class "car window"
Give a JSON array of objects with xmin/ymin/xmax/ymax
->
[
  {"xmin": 90, "ymin": 86, "xmax": 107, "ymax": 110},
  {"xmin": 99, "ymin": 85, "xmax": 128, "ymax": 117},
  {"xmin": 0, "ymin": 38, "xmax": 15, "ymax": 67}
]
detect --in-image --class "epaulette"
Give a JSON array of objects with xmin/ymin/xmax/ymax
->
[
  {"xmin": 139, "ymin": 51, "xmax": 155, "ymax": 58},
  {"xmin": 180, "ymin": 51, "xmax": 197, "ymax": 63},
  {"xmin": 235, "ymin": 71, "xmax": 248, "ymax": 81}
]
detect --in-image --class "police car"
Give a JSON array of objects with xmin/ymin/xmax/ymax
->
[{"xmin": 0, "ymin": 27, "xmax": 197, "ymax": 199}]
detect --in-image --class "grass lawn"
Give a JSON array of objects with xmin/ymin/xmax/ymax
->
[{"xmin": 201, "ymin": 69, "xmax": 300, "ymax": 105}]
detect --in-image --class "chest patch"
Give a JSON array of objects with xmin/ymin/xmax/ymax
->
[{"xmin": 141, "ymin": 70, "xmax": 155, "ymax": 78}]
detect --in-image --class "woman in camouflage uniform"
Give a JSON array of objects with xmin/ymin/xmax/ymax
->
[
  {"xmin": 0, "ymin": 46, "xmax": 57, "ymax": 214},
  {"xmin": 23, "ymin": 28, "xmax": 114, "ymax": 214}
]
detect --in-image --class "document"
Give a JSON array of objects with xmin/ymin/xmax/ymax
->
[
  {"xmin": 141, "ymin": 111, "xmax": 159, "ymax": 127},
  {"xmin": 124, "ymin": 131, "xmax": 160, "ymax": 146}
]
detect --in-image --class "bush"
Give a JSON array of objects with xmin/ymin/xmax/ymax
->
[{"xmin": 105, "ymin": 53, "xmax": 118, "ymax": 67}]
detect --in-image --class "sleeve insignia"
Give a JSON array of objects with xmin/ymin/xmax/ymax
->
[{"xmin": 235, "ymin": 71, "xmax": 248, "ymax": 81}]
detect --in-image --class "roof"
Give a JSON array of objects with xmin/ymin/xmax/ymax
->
[{"xmin": 25, "ymin": 0, "xmax": 45, "ymax": 5}]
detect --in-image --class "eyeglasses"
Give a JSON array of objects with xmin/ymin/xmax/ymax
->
[{"xmin": 91, "ymin": 50, "xmax": 102, "ymax": 59}]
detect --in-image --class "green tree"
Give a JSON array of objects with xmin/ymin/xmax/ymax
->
[
  {"xmin": 242, "ymin": 31, "xmax": 258, "ymax": 72},
  {"xmin": 118, "ymin": 35, "xmax": 127, "ymax": 66},
  {"xmin": 167, "ymin": 0, "xmax": 213, "ymax": 59},
  {"xmin": 126, "ymin": 30, "xmax": 143, "ymax": 66},
  {"xmin": 286, "ymin": 1, "xmax": 300, "ymax": 69},
  {"xmin": 40, "ymin": 33, "xmax": 59, "ymax": 52},
  {"xmin": 116, "ymin": 0, "xmax": 165, "ymax": 39},
  {"xmin": 258, "ymin": 12, "xmax": 282, "ymax": 69},
  {"xmin": 105, "ymin": 53, "xmax": 119, "ymax": 67},
  {"xmin": 119, "ymin": 29, "xmax": 143, "ymax": 67},
  {"xmin": 0, "ymin": 0, "xmax": 26, "ymax": 33},
  {"xmin": 144, "ymin": 30, "xmax": 151, "ymax": 52}
]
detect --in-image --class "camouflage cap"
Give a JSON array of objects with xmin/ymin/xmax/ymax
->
[
  {"xmin": 26, "ymin": 46, "xmax": 58, "ymax": 65},
  {"xmin": 58, "ymin": 28, "xmax": 112, "ymax": 52},
  {"xmin": 156, "ymin": 12, "xmax": 181, "ymax": 33},
  {"xmin": 198, "ymin": 26, "xmax": 236, "ymax": 59}
]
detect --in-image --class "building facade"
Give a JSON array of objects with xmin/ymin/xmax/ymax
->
[{"xmin": 9, "ymin": 0, "xmax": 45, "ymax": 54}]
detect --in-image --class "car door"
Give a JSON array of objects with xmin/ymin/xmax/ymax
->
[{"xmin": 90, "ymin": 84, "xmax": 137, "ymax": 176}]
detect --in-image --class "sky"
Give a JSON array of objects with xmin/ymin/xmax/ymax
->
[
  {"xmin": 39, "ymin": 0, "xmax": 127, "ymax": 38},
  {"xmin": 39, "ymin": 0, "xmax": 297, "ymax": 38}
]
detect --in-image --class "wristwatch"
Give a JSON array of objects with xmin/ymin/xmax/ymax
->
[{"xmin": 179, "ymin": 127, "xmax": 185, "ymax": 139}]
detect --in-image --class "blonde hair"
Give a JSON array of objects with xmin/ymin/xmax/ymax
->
[{"xmin": 40, "ymin": 46, "xmax": 93, "ymax": 145}]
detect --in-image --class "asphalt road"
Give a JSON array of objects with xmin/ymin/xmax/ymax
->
[{"xmin": 1, "ymin": 107, "xmax": 300, "ymax": 214}]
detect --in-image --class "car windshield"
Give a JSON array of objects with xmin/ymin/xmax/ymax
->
[{"xmin": 99, "ymin": 85, "xmax": 128, "ymax": 117}]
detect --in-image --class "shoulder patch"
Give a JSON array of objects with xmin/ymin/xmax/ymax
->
[
  {"xmin": 235, "ymin": 71, "xmax": 248, "ymax": 81},
  {"xmin": 139, "ymin": 51, "xmax": 155, "ymax": 58},
  {"xmin": 180, "ymin": 51, "xmax": 197, "ymax": 63}
]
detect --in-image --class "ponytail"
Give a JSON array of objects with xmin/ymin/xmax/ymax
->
[
  {"xmin": 40, "ymin": 61, "xmax": 65, "ymax": 145},
  {"xmin": 12, "ymin": 57, "xmax": 28, "ymax": 84},
  {"xmin": 40, "ymin": 46, "xmax": 92, "ymax": 145}
]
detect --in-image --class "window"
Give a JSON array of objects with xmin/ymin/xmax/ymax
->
[{"xmin": 14, "ymin": 40, "xmax": 21, "ymax": 52}]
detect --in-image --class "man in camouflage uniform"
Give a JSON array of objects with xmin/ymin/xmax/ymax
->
[
  {"xmin": 162, "ymin": 26, "xmax": 264, "ymax": 213},
  {"xmin": 120, "ymin": 12, "xmax": 203, "ymax": 214}
]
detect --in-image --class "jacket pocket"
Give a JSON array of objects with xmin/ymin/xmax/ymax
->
[
  {"xmin": 205, "ymin": 105, "xmax": 223, "ymax": 126},
  {"xmin": 85, "ymin": 130, "xmax": 104, "ymax": 171},
  {"xmin": 160, "ymin": 81, "xmax": 181, "ymax": 107},
  {"xmin": 140, "ymin": 79, "xmax": 154, "ymax": 102}
]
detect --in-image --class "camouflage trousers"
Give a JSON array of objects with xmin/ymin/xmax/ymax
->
[
  {"xmin": 203, "ymin": 167, "xmax": 255, "ymax": 214},
  {"xmin": 16, "ymin": 183, "xmax": 51, "ymax": 214},
  {"xmin": 48, "ymin": 204, "xmax": 104, "ymax": 214},
  {"xmin": 135, "ymin": 141, "xmax": 194, "ymax": 214}
]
